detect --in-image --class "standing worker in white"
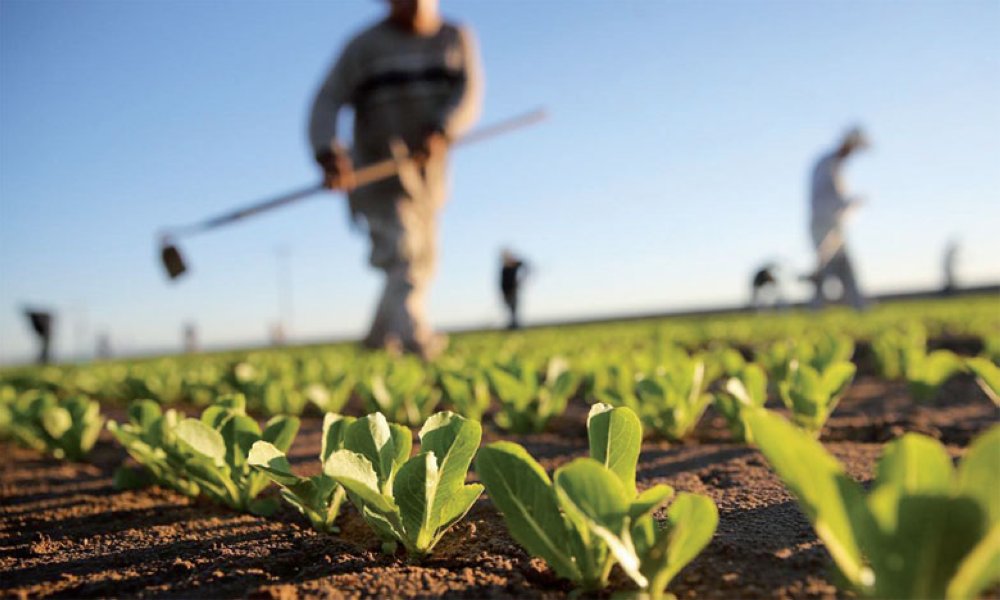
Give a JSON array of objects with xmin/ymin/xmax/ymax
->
[
  {"xmin": 808, "ymin": 127, "xmax": 869, "ymax": 310},
  {"xmin": 308, "ymin": 0, "xmax": 483, "ymax": 358}
]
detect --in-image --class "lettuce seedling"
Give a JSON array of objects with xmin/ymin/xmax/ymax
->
[
  {"xmin": 966, "ymin": 357, "xmax": 1000, "ymax": 406},
  {"xmin": 438, "ymin": 369, "xmax": 491, "ymax": 421},
  {"xmin": 1, "ymin": 391, "xmax": 103, "ymax": 461},
  {"xmin": 600, "ymin": 355, "xmax": 711, "ymax": 442},
  {"xmin": 248, "ymin": 413, "xmax": 354, "ymax": 532},
  {"xmin": 714, "ymin": 363, "xmax": 768, "ymax": 443},
  {"xmin": 777, "ymin": 359, "xmax": 855, "ymax": 436},
  {"xmin": 747, "ymin": 409, "xmax": 1000, "ymax": 600},
  {"xmin": 109, "ymin": 395, "xmax": 299, "ymax": 515},
  {"xmin": 904, "ymin": 348, "xmax": 964, "ymax": 403},
  {"xmin": 487, "ymin": 356, "xmax": 579, "ymax": 433},
  {"xmin": 305, "ymin": 372, "xmax": 355, "ymax": 414},
  {"xmin": 323, "ymin": 411, "xmax": 483, "ymax": 558},
  {"xmin": 477, "ymin": 404, "xmax": 718, "ymax": 597},
  {"xmin": 359, "ymin": 359, "xmax": 441, "ymax": 427}
]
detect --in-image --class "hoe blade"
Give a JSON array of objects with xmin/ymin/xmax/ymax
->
[{"xmin": 161, "ymin": 242, "xmax": 188, "ymax": 280}]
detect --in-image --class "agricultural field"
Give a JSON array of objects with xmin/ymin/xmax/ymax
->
[{"xmin": 2, "ymin": 295, "xmax": 999, "ymax": 599}]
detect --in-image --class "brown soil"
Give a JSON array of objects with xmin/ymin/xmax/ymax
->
[{"xmin": 2, "ymin": 375, "xmax": 997, "ymax": 599}]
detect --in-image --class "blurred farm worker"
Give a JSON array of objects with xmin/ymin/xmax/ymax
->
[
  {"xmin": 750, "ymin": 263, "xmax": 783, "ymax": 310},
  {"xmin": 24, "ymin": 309, "xmax": 53, "ymax": 365},
  {"xmin": 308, "ymin": 0, "xmax": 483, "ymax": 359},
  {"xmin": 942, "ymin": 239, "xmax": 959, "ymax": 295},
  {"xmin": 807, "ymin": 127, "xmax": 869, "ymax": 310},
  {"xmin": 500, "ymin": 249, "xmax": 529, "ymax": 330}
]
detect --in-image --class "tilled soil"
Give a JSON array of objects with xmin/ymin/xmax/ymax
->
[{"xmin": 1, "ymin": 376, "xmax": 997, "ymax": 599}]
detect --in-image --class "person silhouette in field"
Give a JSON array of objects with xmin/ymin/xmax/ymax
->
[
  {"xmin": 308, "ymin": 0, "xmax": 483, "ymax": 359},
  {"xmin": 500, "ymin": 249, "xmax": 529, "ymax": 330},
  {"xmin": 807, "ymin": 127, "xmax": 869, "ymax": 310},
  {"xmin": 24, "ymin": 309, "xmax": 53, "ymax": 365}
]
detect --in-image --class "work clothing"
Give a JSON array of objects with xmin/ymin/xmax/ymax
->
[
  {"xmin": 500, "ymin": 259, "xmax": 525, "ymax": 329},
  {"xmin": 809, "ymin": 150, "xmax": 865, "ymax": 310},
  {"xmin": 308, "ymin": 19, "xmax": 483, "ymax": 354}
]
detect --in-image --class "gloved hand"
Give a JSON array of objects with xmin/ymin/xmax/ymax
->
[{"xmin": 315, "ymin": 144, "xmax": 355, "ymax": 191}]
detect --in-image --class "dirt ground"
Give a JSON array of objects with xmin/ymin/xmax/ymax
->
[{"xmin": 1, "ymin": 375, "xmax": 997, "ymax": 599}]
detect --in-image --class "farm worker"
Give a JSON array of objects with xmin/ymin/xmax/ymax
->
[
  {"xmin": 499, "ymin": 249, "xmax": 529, "ymax": 330},
  {"xmin": 24, "ymin": 309, "xmax": 53, "ymax": 365},
  {"xmin": 807, "ymin": 127, "xmax": 869, "ymax": 310},
  {"xmin": 308, "ymin": 0, "xmax": 483, "ymax": 359},
  {"xmin": 750, "ymin": 263, "xmax": 782, "ymax": 311},
  {"xmin": 942, "ymin": 238, "xmax": 959, "ymax": 295}
]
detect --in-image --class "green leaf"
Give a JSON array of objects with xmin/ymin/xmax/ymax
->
[
  {"xmin": 957, "ymin": 425, "xmax": 1000, "ymax": 524},
  {"xmin": 262, "ymin": 415, "xmax": 300, "ymax": 453},
  {"xmin": 639, "ymin": 492, "xmax": 719, "ymax": 597},
  {"xmin": 344, "ymin": 413, "xmax": 412, "ymax": 487},
  {"xmin": 128, "ymin": 400, "xmax": 162, "ymax": 430},
  {"xmin": 418, "ymin": 411, "xmax": 482, "ymax": 523},
  {"xmin": 175, "ymin": 418, "xmax": 226, "ymax": 463},
  {"xmin": 554, "ymin": 458, "xmax": 643, "ymax": 587},
  {"xmin": 321, "ymin": 413, "xmax": 354, "ymax": 464},
  {"xmin": 587, "ymin": 403, "xmax": 642, "ymax": 497},
  {"xmin": 869, "ymin": 496, "xmax": 986, "ymax": 600},
  {"xmin": 221, "ymin": 414, "xmax": 261, "ymax": 471},
  {"xmin": 323, "ymin": 448, "xmax": 396, "ymax": 514},
  {"xmin": 746, "ymin": 409, "xmax": 868, "ymax": 586},
  {"xmin": 475, "ymin": 442, "xmax": 581, "ymax": 582},
  {"xmin": 947, "ymin": 523, "xmax": 1000, "ymax": 600},
  {"xmin": 40, "ymin": 406, "xmax": 72, "ymax": 439},
  {"xmin": 247, "ymin": 441, "xmax": 300, "ymax": 487},
  {"xmin": 875, "ymin": 433, "xmax": 954, "ymax": 497},
  {"xmin": 629, "ymin": 484, "xmax": 675, "ymax": 521},
  {"xmin": 394, "ymin": 452, "xmax": 440, "ymax": 554}
]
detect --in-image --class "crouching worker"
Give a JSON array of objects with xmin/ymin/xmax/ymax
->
[{"xmin": 308, "ymin": 0, "xmax": 483, "ymax": 359}]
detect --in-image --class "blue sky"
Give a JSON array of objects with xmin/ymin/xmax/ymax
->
[{"xmin": 1, "ymin": 0, "xmax": 998, "ymax": 363}]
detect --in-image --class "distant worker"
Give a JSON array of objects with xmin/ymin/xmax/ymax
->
[
  {"xmin": 942, "ymin": 239, "xmax": 960, "ymax": 295},
  {"xmin": 24, "ymin": 309, "xmax": 53, "ymax": 365},
  {"xmin": 500, "ymin": 249, "xmax": 529, "ymax": 329},
  {"xmin": 807, "ymin": 127, "xmax": 869, "ymax": 310},
  {"xmin": 183, "ymin": 323, "xmax": 199, "ymax": 353},
  {"xmin": 750, "ymin": 263, "xmax": 783, "ymax": 310},
  {"xmin": 308, "ymin": 0, "xmax": 483, "ymax": 359}
]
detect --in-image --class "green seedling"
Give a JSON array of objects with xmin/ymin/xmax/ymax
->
[
  {"xmin": 359, "ymin": 359, "xmax": 440, "ymax": 427},
  {"xmin": 323, "ymin": 411, "xmax": 483, "ymax": 558},
  {"xmin": 778, "ymin": 359, "xmax": 855, "ymax": 436},
  {"xmin": 714, "ymin": 363, "xmax": 768, "ymax": 443},
  {"xmin": 477, "ymin": 404, "xmax": 718, "ymax": 597},
  {"xmin": 249, "ymin": 413, "xmax": 354, "ymax": 532},
  {"xmin": 905, "ymin": 349, "xmax": 964, "ymax": 403},
  {"xmin": 1, "ymin": 390, "xmax": 103, "ymax": 461},
  {"xmin": 438, "ymin": 369, "xmax": 491, "ymax": 421},
  {"xmin": 109, "ymin": 394, "xmax": 299, "ymax": 515},
  {"xmin": 488, "ymin": 356, "xmax": 579, "ymax": 433},
  {"xmin": 747, "ymin": 409, "xmax": 1000, "ymax": 600}
]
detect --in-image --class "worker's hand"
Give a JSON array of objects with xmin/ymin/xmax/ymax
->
[
  {"xmin": 316, "ymin": 145, "xmax": 355, "ymax": 191},
  {"xmin": 415, "ymin": 128, "xmax": 449, "ymax": 166}
]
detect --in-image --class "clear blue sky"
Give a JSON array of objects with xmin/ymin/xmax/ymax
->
[{"xmin": 1, "ymin": 0, "xmax": 998, "ymax": 364}]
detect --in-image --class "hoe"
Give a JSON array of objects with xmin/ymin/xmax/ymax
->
[{"xmin": 158, "ymin": 108, "xmax": 547, "ymax": 280}]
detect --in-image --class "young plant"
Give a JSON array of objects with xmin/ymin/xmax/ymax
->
[
  {"xmin": 966, "ymin": 357, "xmax": 1000, "ymax": 406},
  {"xmin": 747, "ymin": 409, "xmax": 1000, "ymax": 600},
  {"xmin": 438, "ymin": 369, "xmax": 491, "ymax": 421},
  {"xmin": 777, "ymin": 359, "xmax": 855, "ymax": 436},
  {"xmin": 359, "ymin": 360, "xmax": 440, "ymax": 427},
  {"xmin": 487, "ymin": 356, "xmax": 579, "ymax": 433},
  {"xmin": 598, "ymin": 355, "xmax": 711, "ymax": 441},
  {"xmin": 108, "ymin": 395, "xmax": 299, "ymax": 515},
  {"xmin": 323, "ymin": 411, "xmax": 483, "ymax": 558},
  {"xmin": 904, "ymin": 348, "xmax": 964, "ymax": 403},
  {"xmin": 305, "ymin": 372, "xmax": 355, "ymax": 414},
  {"xmin": 248, "ymin": 413, "xmax": 354, "ymax": 532},
  {"xmin": 476, "ymin": 404, "xmax": 718, "ymax": 597},
  {"xmin": 713, "ymin": 363, "xmax": 768, "ymax": 443},
  {"xmin": 1, "ymin": 391, "xmax": 103, "ymax": 460}
]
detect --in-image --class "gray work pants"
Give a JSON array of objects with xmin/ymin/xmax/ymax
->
[{"xmin": 812, "ymin": 247, "xmax": 866, "ymax": 310}]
